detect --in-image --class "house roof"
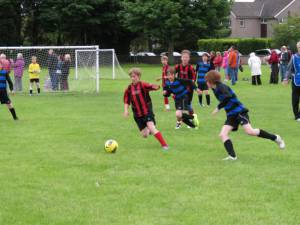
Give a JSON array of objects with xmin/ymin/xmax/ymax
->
[{"xmin": 232, "ymin": 0, "xmax": 294, "ymax": 19}]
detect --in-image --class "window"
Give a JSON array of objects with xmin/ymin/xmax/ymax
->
[{"xmin": 239, "ymin": 19, "xmax": 245, "ymax": 28}]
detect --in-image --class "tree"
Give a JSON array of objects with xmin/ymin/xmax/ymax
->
[
  {"xmin": 120, "ymin": 0, "xmax": 232, "ymax": 62},
  {"xmin": 273, "ymin": 17, "xmax": 300, "ymax": 52}
]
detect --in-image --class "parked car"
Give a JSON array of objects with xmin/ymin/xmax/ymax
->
[
  {"xmin": 160, "ymin": 52, "xmax": 181, "ymax": 57},
  {"xmin": 136, "ymin": 52, "xmax": 156, "ymax": 56},
  {"xmin": 255, "ymin": 49, "xmax": 281, "ymax": 56},
  {"xmin": 191, "ymin": 51, "xmax": 209, "ymax": 57}
]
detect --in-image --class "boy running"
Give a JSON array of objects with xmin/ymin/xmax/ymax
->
[
  {"xmin": 0, "ymin": 62, "xmax": 18, "ymax": 120},
  {"xmin": 206, "ymin": 70, "xmax": 285, "ymax": 160},
  {"xmin": 124, "ymin": 68, "xmax": 169, "ymax": 150},
  {"xmin": 175, "ymin": 50, "xmax": 196, "ymax": 116},
  {"xmin": 163, "ymin": 67, "xmax": 199, "ymax": 129},
  {"xmin": 196, "ymin": 53, "xmax": 211, "ymax": 107},
  {"xmin": 28, "ymin": 56, "xmax": 41, "ymax": 95},
  {"xmin": 156, "ymin": 56, "xmax": 170, "ymax": 111}
]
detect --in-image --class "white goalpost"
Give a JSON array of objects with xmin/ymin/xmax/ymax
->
[{"xmin": 75, "ymin": 48, "xmax": 127, "ymax": 92}]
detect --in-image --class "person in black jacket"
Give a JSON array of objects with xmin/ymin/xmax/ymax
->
[
  {"xmin": 61, "ymin": 54, "xmax": 71, "ymax": 91},
  {"xmin": 47, "ymin": 49, "xmax": 58, "ymax": 90}
]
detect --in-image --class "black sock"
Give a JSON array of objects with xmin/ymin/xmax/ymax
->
[
  {"xmin": 38, "ymin": 88, "xmax": 40, "ymax": 93},
  {"xmin": 206, "ymin": 94, "xmax": 210, "ymax": 105},
  {"xmin": 224, "ymin": 139, "xmax": 236, "ymax": 157},
  {"xmin": 9, "ymin": 108, "xmax": 18, "ymax": 120},
  {"xmin": 30, "ymin": 89, "xmax": 33, "ymax": 94},
  {"xmin": 258, "ymin": 129, "xmax": 277, "ymax": 141},
  {"xmin": 182, "ymin": 113, "xmax": 195, "ymax": 127},
  {"xmin": 198, "ymin": 95, "xmax": 203, "ymax": 105}
]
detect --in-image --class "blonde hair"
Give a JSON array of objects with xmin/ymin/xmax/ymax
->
[
  {"xmin": 161, "ymin": 55, "xmax": 168, "ymax": 61},
  {"xmin": 17, "ymin": 53, "xmax": 23, "ymax": 59},
  {"xmin": 216, "ymin": 51, "xmax": 221, "ymax": 56},
  {"xmin": 181, "ymin": 49, "xmax": 191, "ymax": 56},
  {"xmin": 65, "ymin": 54, "xmax": 71, "ymax": 61},
  {"xmin": 32, "ymin": 56, "xmax": 37, "ymax": 61},
  {"xmin": 129, "ymin": 68, "xmax": 141, "ymax": 77}
]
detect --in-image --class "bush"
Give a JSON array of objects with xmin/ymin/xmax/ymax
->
[{"xmin": 197, "ymin": 38, "xmax": 273, "ymax": 54}]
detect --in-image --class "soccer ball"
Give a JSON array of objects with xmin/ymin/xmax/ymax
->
[{"xmin": 104, "ymin": 139, "xmax": 118, "ymax": 153}]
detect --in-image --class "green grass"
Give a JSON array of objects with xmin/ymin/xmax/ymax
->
[{"xmin": 0, "ymin": 64, "xmax": 299, "ymax": 225}]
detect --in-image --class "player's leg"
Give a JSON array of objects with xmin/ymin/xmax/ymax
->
[
  {"xmin": 175, "ymin": 110, "xmax": 183, "ymax": 129},
  {"xmin": 188, "ymin": 91, "xmax": 194, "ymax": 115},
  {"xmin": 164, "ymin": 97, "xmax": 170, "ymax": 111},
  {"xmin": 36, "ymin": 81, "xmax": 41, "ymax": 94},
  {"xmin": 146, "ymin": 121, "xmax": 168, "ymax": 149},
  {"xmin": 6, "ymin": 102, "xmax": 18, "ymax": 120},
  {"xmin": 219, "ymin": 125, "xmax": 236, "ymax": 160},
  {"xmin": 197, "ymin": 89, "xmax": 203, "ymax": 106},
  {"xmin": 140, "ymin": 127, "xmax": 150, "ymax": 138},
  {"xmin": 181, "ymin": 110, "xmax": 196, "ymax": 128},
  {"xmin": 242, "ymin": 123, "xmax": 285, "ymax": 149},
  {"xmin": 292, "ymin": 82, "xmax": 300, "ymax": 120},
  {"xmin": 204, "ymin": 89, "xmax": 210, "ymax": 106},
  {"xmin": 29, "ymin": 80, "xmax": 33, "ymax": 95}
]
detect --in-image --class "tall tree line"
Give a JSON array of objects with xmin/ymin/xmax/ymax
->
[{"xmin": 0, "ymin": 0, "xmax": 231, "ymax": 54}]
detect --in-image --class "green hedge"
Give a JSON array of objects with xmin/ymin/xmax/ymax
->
[{"xmin": 197, "ymin": 38, "xmax": 273, "ymax": 55}]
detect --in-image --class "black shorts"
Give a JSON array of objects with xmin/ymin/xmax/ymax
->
[
  {"xmin": 30, "ymin": 78, "xmax": 40, "ymax": 83},
  {"xmin": 134, "ymin": 113, "xmax": 156, "ymax": 131},
  {"xmin": 187, "ymin": 90, "xmax": 194, "ymax": 104},
  {"xmin": 225, "ymin": 112, "xmax": 250, "ymax": 131},
  {"xmin": 175, "ymin": 95, "xmax": 189, "ymax": 111},
  {"xmin": 0, "ymin": 90, "xmax": 11, "ymax": 104},
  {"xmin": 197, "ymin": 82, "xmax": 208, "ymax": 91}
]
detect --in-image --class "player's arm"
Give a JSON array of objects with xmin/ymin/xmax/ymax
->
[
  {"xmin": 28, "ymin": 64, "xmax": 34, "ymax": 73},
  {"xmin": 191, "ymin": 66, "xmax": 196, "ymax": 82},
  {"xmin": 6, "ymin": 73, "xmax": 14, "ymax": 92},
  {"xmin": 123, "ymin": 89, "xmax": 130, "ymax": 118},
  {"xmin": 143, "ymin": 82, "xmax": 160, "ymax": 91}
]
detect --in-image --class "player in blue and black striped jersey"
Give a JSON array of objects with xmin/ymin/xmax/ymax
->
[
  {"xmin": 206, "ymin": 70, "xmax": 285, "ymax": 160},
  {"xmin": 0, "ymin": 63, "xmax": 18, "ymax": 120},
  {"xmin": 163, "ymin": 67, "xmax": 199, "ymax": 129},
  {"xmin": 195, "ymin": 53, "xmax": 212, "ymax": 107}
]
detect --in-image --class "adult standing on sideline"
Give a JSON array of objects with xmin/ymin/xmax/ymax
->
[
  {"xmin": 268, "ymin": 50, "xmax": 279, "ymax": 84},
  {"xmin": 284, "ymin": 41, "xmax": 300, "ymax": 121},
  {"xmin": 47, "ymin": 49, "xmax": 58, "ymax": 90},
  {"xmin": 280, "ymin": 46, "xmax": 290, "ymax": 82},
  {"xmin": 248, "ymin": 52, "xmax": 262, "ymax": 85},
  {"xmin": 228, "ymin": 46, "xmax": 239, "ymax": 85},
  {"xmin": 61, "ymin": 54, "xmax": 71, "ymax": 91},
  {"xmin": 13, "ymin": 53, "xmax": 25, "ymax": 91}
]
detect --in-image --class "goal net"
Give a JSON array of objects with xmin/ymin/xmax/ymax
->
[
  {"xmin": 75, "ymin": 49, "xmax": 127, "ymax": 85},
  {"xmin": 0, "ymin": 45, "xmax": 112, "ymax": 93}
]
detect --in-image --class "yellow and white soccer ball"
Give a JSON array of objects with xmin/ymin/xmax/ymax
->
[{"xmin": 104, "ymin": 139, "xmax": 118, "ymax": 153}]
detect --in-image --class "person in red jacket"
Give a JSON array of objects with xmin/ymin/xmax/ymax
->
[
  {"xmin": 268, "ymin": 50, "xmax": 280, "ymax": 84},
  {"xmin": 213, "ymin": 51, "xmax": 223, "ymax": 72}
]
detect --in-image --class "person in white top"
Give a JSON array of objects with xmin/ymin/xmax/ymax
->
[{"xmin": 248, "ymin": 52, "xmax": 262, "ymax": 85}]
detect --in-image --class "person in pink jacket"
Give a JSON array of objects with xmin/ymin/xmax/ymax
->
[
  {"xmin": 13, "ymin": 53, "xmax": 25, "ymax": 91},
  {"xmin": 222, "ymin": 51, "xmax": 229, "ymax": 81}
]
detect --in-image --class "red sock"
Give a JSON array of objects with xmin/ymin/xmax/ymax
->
[
  {"xmin": 164, "ymin": 97, "xmax": 169, "ymax": 104},
  {"xmin": 154, "ymin": 132, "xmax": 168, "ymax": 147}
]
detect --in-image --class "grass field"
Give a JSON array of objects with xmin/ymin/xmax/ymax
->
[{"xmin": 0, "ymin": 64, "xmax": 299, "ymax": 225}]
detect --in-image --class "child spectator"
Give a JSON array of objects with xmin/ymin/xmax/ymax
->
[
  {"xmin": 248, "ymin": 52, "xmax": 262, "ymax": 85},
  {"xmin": 213, "ymin": 51, "xmax": 223, "ymax": 72},
  {"xmin": 13, "ymin": 53, "xmax": 25, "ymax": 92},
  {"xmin": 222, "ymin": 51, "xmax": 229, "ymax": 81},
  {"xmin": 28, "ymin": 56, "xmax": 41, "ymax": 95}
]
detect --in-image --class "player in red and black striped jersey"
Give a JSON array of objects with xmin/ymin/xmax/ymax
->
[
  {"xmin": 156, "ymin": 56, "xmax": 170, "ymax": 111},
  {"xmin": 175, "ymin": 50, "xmax": 196, "ymax": 116},
  {"xmin": 124, "ymin": 68, "xmax": 169, "ymax": 150}
]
